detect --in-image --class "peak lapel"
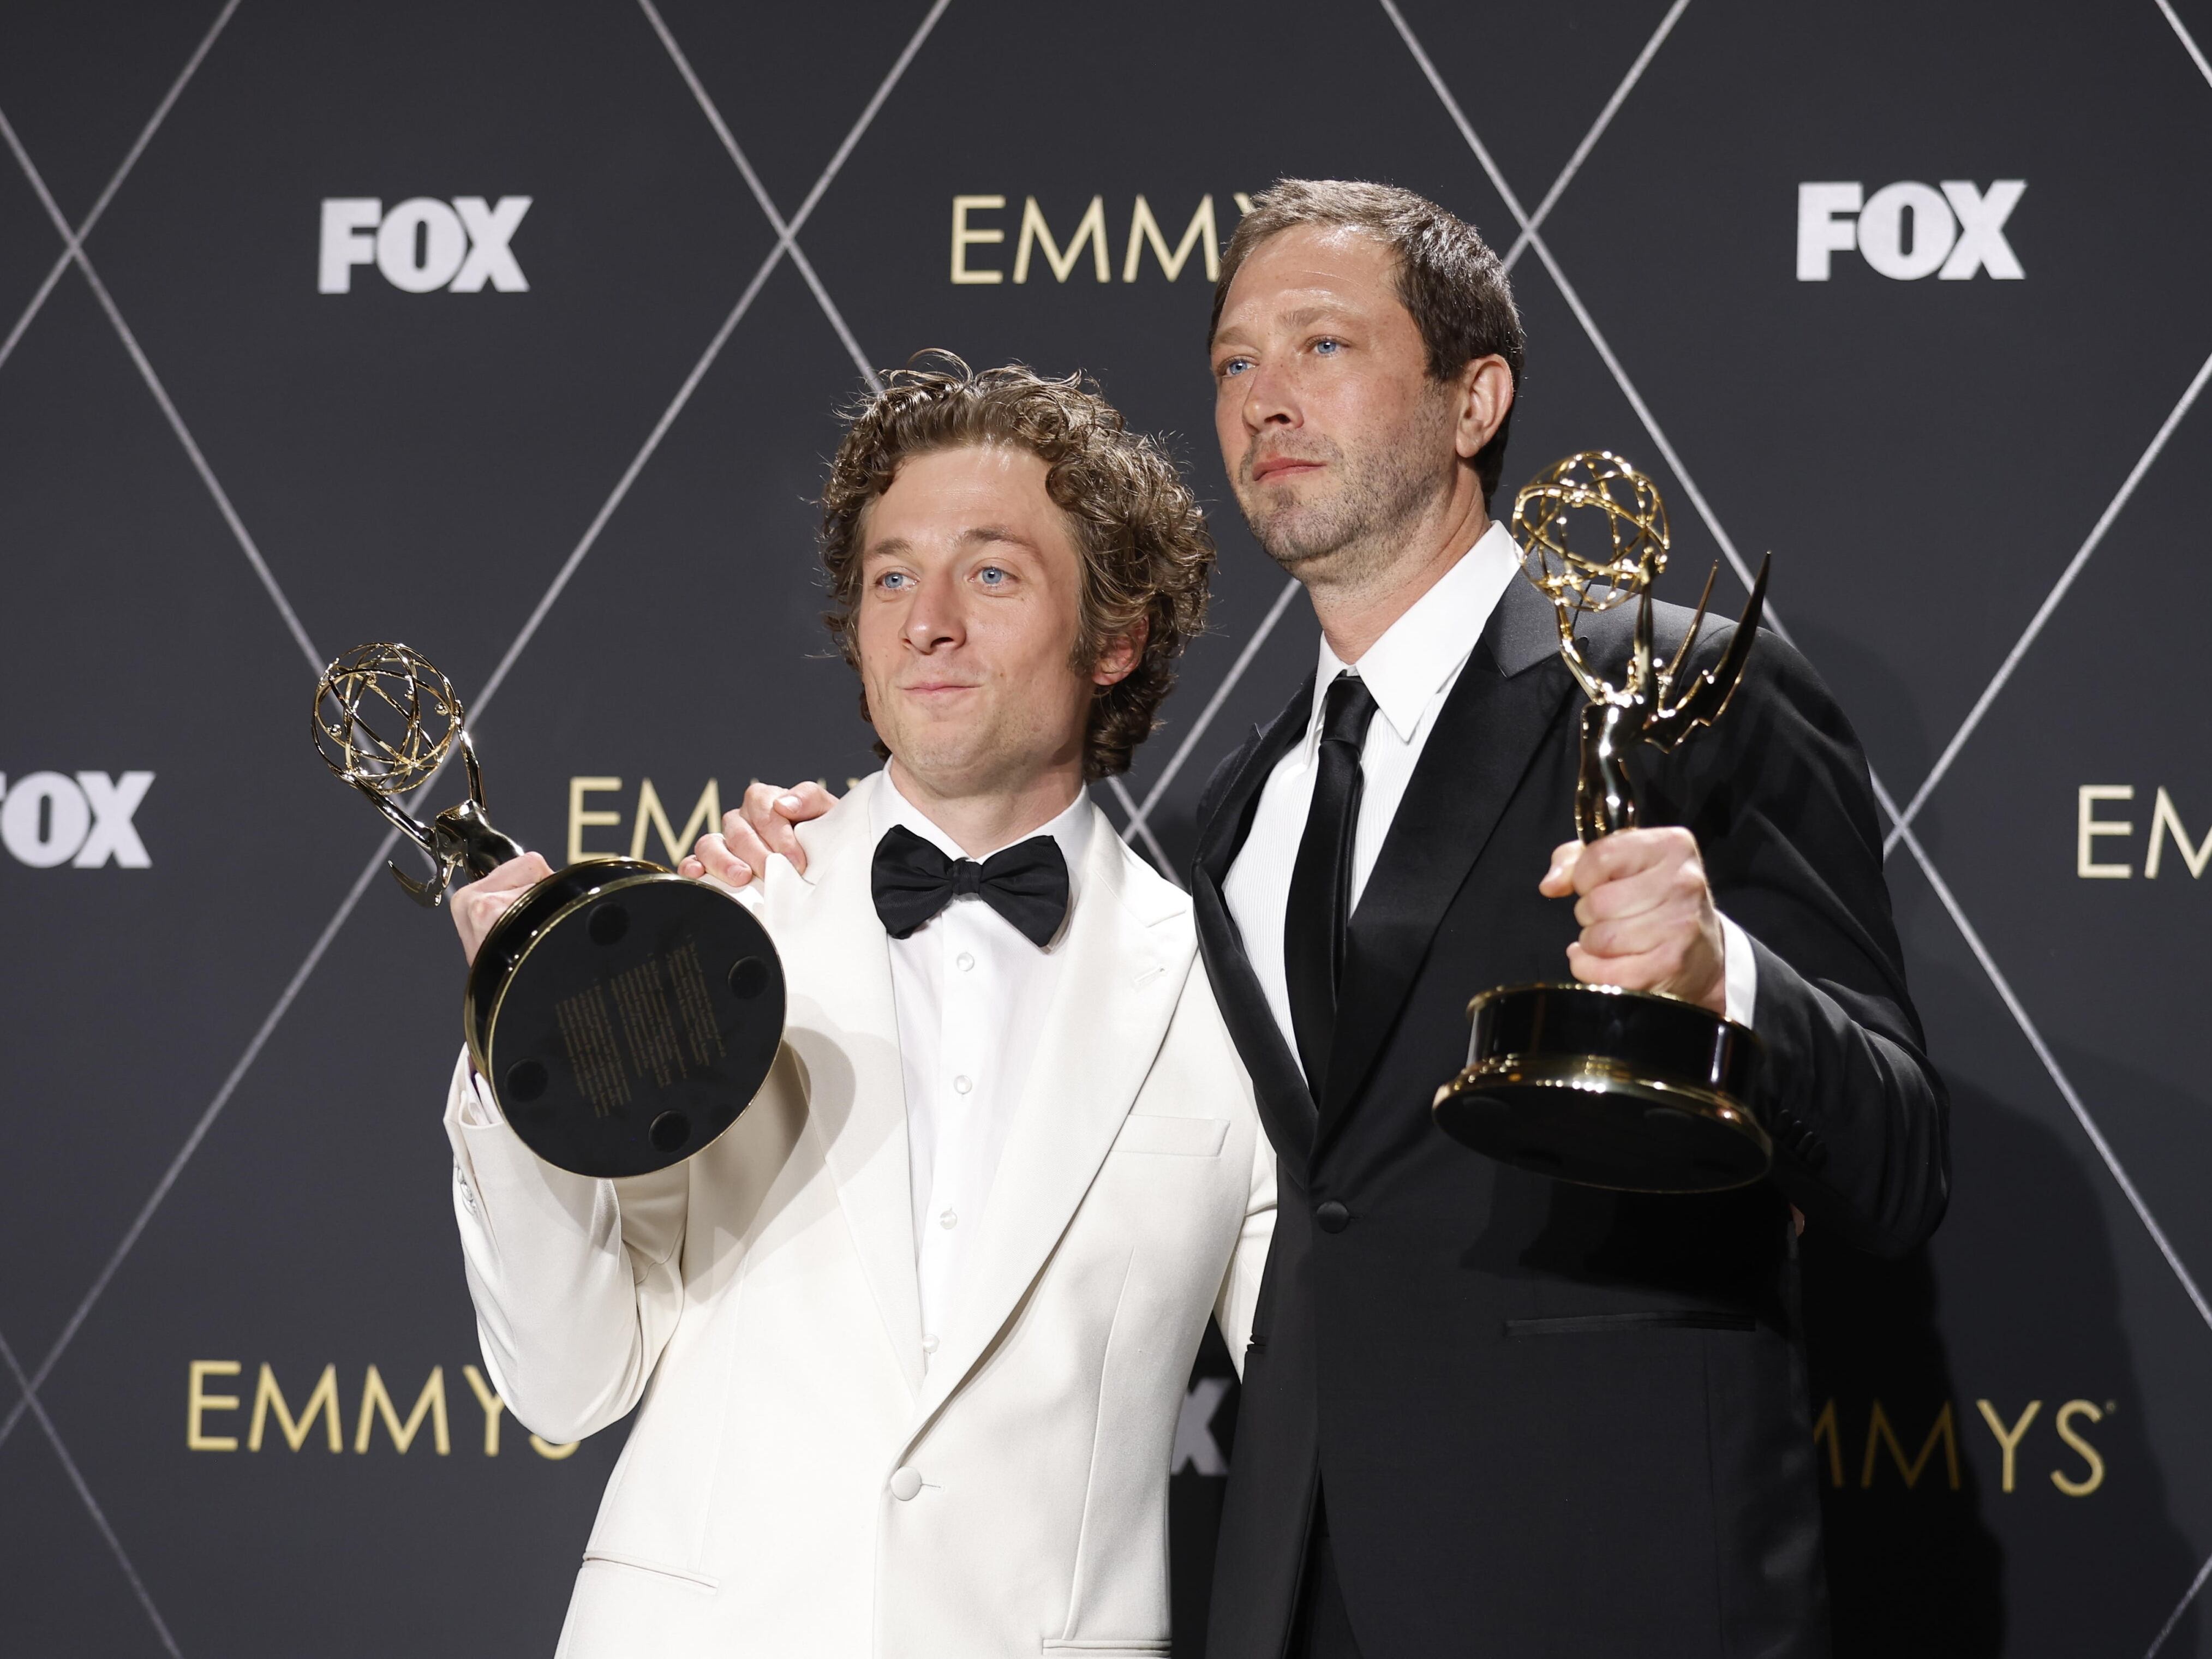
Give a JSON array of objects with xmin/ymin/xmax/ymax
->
[
  {"xmin": 1192, "ymin": 676, "xmax": 1319, "ymax": 1166},
  {"xmin": 1320, "ymin": 580, "xmax": 1579, "ymax": 1134},
  {"xmin": 913, "ymin": 820, "xmax": 1193, "ymax": 1426},
  {"xmin": 774, "ymin": 777, "xmax": 925, "ymax": 1396}
]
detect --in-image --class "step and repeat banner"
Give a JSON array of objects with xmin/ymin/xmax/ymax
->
[{"xmin": 4, "ymin": 1, "xmax": 2211, "ymax": 1654}]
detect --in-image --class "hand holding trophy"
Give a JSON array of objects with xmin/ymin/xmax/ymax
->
[
  {"xmin": 1432, "ymin": 453, "xmax": 1773, "ymax": 1193},
  {"xmin": 312, "ymin": 643, "xmax": 785, "ymax": 1177}
]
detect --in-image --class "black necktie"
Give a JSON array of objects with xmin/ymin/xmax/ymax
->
[
  {"xmin": 1285, "ymin": 673, "xmax": 1379, "ymax": 1094},
  {"xmin": 871, "ymin": 823, "xmax": 1071, "ymax": 949}
]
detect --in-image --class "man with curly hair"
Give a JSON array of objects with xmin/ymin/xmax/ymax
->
[
  {"xmin": 738, "ymin": 184, "xmax": 1946, "ymax": 1659},
  {"xmin": 436, "ymin": 358, "xmax": 1275, "ymax": 1658}
]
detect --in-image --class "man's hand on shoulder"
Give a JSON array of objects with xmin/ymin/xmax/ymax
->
[
  {"xmin": 677, "ymin": 781, "xmax": 839, "ymax": 887},
  {"xmin": 1539, "ymin": 827, "xmax": 1726, "ymax": 1016},
  {"xmin": 451, "ymin": 852, "xmax": 554, "ymax": 967}
]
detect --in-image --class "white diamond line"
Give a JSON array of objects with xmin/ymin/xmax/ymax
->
[
  {"xmin": 2138, "ymin": 17, "xmax": 2212, "ymax": 1638},
  {"xmin": 470, "ymin": 251, "xmax": 784, "ymax": 716},
  {"xmin": 0, "ymin": 837, "xmax": 391, "ymax": 1459},
  {"xmin": 0, "ymin": 0, "xmax": 241, "ymax": 380},
  {"xmin": 1113, "ymin": 0, "xmax": 1702, "ymax": 855},
  {"xmin": 1884, "ymin": 343, "xmax": 2212, "ymax": 854},
  {"xmin": 780, "ymin": 0, "xmax": 954, "ymax": 241},
  {"xmin": 0, "ymin": 97, "xmax": 321, "ymax": 676},
  {"xmin": 0, "ymin": 0, "xmax": 954, "ymax": 1465},
  {"xmin": 2156, "ymin": 0, "xmax": 2212, "ymax": 92},
  {"xmin": 1896, "ymin": 818, "xmax": 2212, "ymax": 1337},
  {"xmin": 1388, "ymin": 0, "xmax": 2212, "ymax": 1392},
  {"xmin": 1119, "ymin": 575, "xmax": 1305, "ymax": 848},
  {"xmin": 473, "ymin": 0, "xmax": 945, "ymax": 716},
  {"xmin": 1379, "ymin": 0, "xmax": 1784, "ymax": 644},
  {"xmin": 636, "ymin": 0, "xmax": 913, "ymax": 395},
  {"xmin": 1107, "ymin": 773, "xmax": 1185, "ymax": 888},
  {"xmin": 647, "ymin": 0, "xmax": 1191, "ymax": 889},
  {"xmin": 1885, "ymin": 0, "xmax": 2212, "ymax": 858},
  {"xmin": 0, "ymin": 1327, "xmax": 184, "ymax": 1656},
  {"xmin": 0, "ymin": 240, "xmax": 71, "ymax": 379},
  {"xmin": 1502, "ymin": 0, "xmax": 1694, "ymax": 273},
  {"xmin": 2145, "ymin": 1544, "xmax": 2212, "ymax": 1658}
]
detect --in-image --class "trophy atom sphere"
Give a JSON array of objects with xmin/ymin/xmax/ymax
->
[
  {"xmin": 1509, "ymin": 450, "xmax": 1671, "ymax": 618},
  {"xmin": 310, "ymin": 642, "xmax": 787, "ymax": 1178},
  {"xmin": 313, "ymin": 642, "xmax": 463, "ymax": 799}
]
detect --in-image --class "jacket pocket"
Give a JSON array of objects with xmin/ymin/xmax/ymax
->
[
  {"xmin": 1111, "ymin": 1114, "xmax": 1228, "ymax": 1157},
  {"xmin": 1042, "ymin": 1643, "xmax": 1171, "ymax": 1656},
  {"xmin": 1503, "ymin": 1310, "xmax": 1757, "ymax": 1337},
  {"xmin": 579, "ymin": 1548, "xmax": 720, "ymax": 1591}
]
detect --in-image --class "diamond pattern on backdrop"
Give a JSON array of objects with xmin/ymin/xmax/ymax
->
[{"xmin": 5, "ymin": 3, "xmax": 2212, "ymax": 1654}]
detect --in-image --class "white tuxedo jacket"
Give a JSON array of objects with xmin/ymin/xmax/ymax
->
[{"xmin": 443, "ymin": 778, "xmax": 1275, "ymax": 1658}]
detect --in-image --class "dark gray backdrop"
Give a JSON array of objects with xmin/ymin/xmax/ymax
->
[{"xmin": 4, "ymin": 2, "xmax": 2210, "ymax": 1654}]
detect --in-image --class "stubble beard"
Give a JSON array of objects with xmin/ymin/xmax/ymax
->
[{"xmin": 1237, "ymin": 399, "xmax": 1460, "ymax": 591}]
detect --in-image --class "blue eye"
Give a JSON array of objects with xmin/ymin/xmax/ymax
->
[
  {"xmin": 978, "ymin": 566, "xmax": 1008, "ymax": 587},
  {"xmin": 878, "ymin": 570, "xmax": 914, "ymax": 591},
  {"xmin": 1219, "ymin": 357, "xmax": 1251, "ymax": 379},
  {"xmin": 1314, "ymin": 337, "xmax": 1341, "ymax": 356}
]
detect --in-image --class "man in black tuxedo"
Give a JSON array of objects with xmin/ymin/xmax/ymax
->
[
  {"xmin": 717, "ymin": 180, "xmax": 1946, "ymax": 1657},
  {"xmin": 1189, "ymin": 179, "xmax": 1946, "ymax": 1657}
]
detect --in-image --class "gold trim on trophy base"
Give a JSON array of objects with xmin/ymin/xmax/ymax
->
[
  {"xmin": 310, "ymin": 642, "xmax": 787, "ymax": 1178},
  {"xmin": 1433, "ymin": 980, "xmax": 1769, "ymax": 1194}
]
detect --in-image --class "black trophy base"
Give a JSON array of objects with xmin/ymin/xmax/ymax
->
[
  {"xmin": 464, "ymin": 857, "xmax": 785, "ymax": 1178},
  {"xmin": 1432, "ymin": 982, "xmax": 1769, "ymax": 1194}
]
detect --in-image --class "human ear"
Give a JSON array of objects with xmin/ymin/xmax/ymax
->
[
  {"xmin": 1090, "ymin": 618, "xmax": 1149, "ymax": 687},
  {"xmin": 1452, "ymin": 355, "xmax": 1515, "ymax": 463}
]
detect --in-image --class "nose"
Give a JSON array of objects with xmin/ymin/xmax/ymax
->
[
  {"xmin": 1237, "ymin": 356, "xmax": 1298, "ymax": 435},
  {"xmin": 901, "ymin": 577, "xmax": 963, "ymax": 654}
]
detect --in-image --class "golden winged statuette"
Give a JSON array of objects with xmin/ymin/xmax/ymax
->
[{"xmin": 1432, "ymin": 452, "xmax": 1774, "ymax": 1196}]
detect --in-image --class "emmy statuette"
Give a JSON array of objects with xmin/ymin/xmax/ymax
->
[
  {"xmin": 1432, "ymin": 454, "xmax": 1773, "ymax": 1194},
  {"xmin": 312, "ymin": 643, "xmax": 785, "ymax": 1178}
]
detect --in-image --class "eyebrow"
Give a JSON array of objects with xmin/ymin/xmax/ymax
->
[
  {"xmin": 960, "ymin": 525, "xmax": 1038, "ymax": 552},
  {"xmin": 862, "ymin": 525, "xmax": 1041, "ymax": 560},
  {"xmin": 1213, "ymin": 301, "xmax": 1359, "ymax": 352}
]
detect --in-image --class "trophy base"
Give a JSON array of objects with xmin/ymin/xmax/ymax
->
[
  {"xmin": 1432, "ymin": 983, "xmax": 1768, "ymax": 1194},
  {"xmin": 465, "ymin": 858, "xmax": 786, "ymax": 1178}
]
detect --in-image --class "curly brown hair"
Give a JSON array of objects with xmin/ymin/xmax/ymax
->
[{"xmin": 820, "ymin": 355, "xmax": 1216, "ymax": 781}]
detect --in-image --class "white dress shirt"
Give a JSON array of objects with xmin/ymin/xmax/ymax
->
[
  {"xmin": 459, "ymin": 771, "xmax": 1093, "ymax": 1374},
  {"xmin": 871, "ymin": 772, "xmax": 1093, "ymax": 1368},
  {"xmin": 1223, "ymin": 522, "xmax": 1756, "ymax": 1080}
]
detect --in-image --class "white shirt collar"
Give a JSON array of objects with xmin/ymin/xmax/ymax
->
[
  {"xmin": 1311, "ymin": 519, "xmax": 1522, "ymax": 745},
  {"xmin": 869, "ymin": 768, "xmax": 1095, "ymax": 915}
]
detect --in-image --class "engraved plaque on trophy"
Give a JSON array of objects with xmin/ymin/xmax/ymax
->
[
  {"xmin": 1432, "ymin": 454, "xmax": 1773, "ymax": 1194},
  {"xmin": 312, "ymin": 643, "xmax": 785, "ymax": 1177}
]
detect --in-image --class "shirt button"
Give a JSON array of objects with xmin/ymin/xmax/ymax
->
[
  {"xmin": 940, "ymin": 1208, "xmax": 958, "ymax": 1230},
  {"xmin": 953, "ymin": 1075, "xmax": 973, "ymax": 1095},
  {"xmin": 1316, "ymin": 1200, "xmax": 1351, "ymax": 1234},
  {"xmin": 956, "ymin": 951, "xmax": 975, "ymax": 972},
  {"xmin": 923, "ymin": 1334, "xmax": 940, "ymax": 1355},
  {"xmin": 890, "ymin": 1467, "xmax": 922, "ymax": 1501}
]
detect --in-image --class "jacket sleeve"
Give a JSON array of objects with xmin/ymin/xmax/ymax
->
[
  {"xmin": 1655, "ymin": 625, "xmax": 1950, "ymax": 1257},
  {"xmin": 444, "ymin": 1051, "xmax": 689, "ymax": 1441}
]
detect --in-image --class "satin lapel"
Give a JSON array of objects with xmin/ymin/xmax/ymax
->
[
  {"xmin": 774, "ymin": 776, "xmax": 925, "ymax": 1397},
  {"xmin": 914, "ymin": 814, "xmax": 1191, "ymax": 1426},
  {"xmin": 1191, "ymin": 675, "xmax": 1318, "ymax": 1166},
  {"xmin": 1320, "ymin": 579, "xmax": 1579, "ymax": 1135}
]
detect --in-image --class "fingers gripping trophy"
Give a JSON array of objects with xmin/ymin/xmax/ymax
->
[
  {"xmin": 1433, "ymin": 453, "xmax": 1774, "ymax": 1194},
  {"xmin": 312, "ymin": 644, "xmax": 785, "ymax": 1177}
]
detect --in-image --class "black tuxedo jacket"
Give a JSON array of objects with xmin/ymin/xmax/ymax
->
[{"xmin": 1196, "ymin": 577, "xmax": 1948, "ymax": 1659}]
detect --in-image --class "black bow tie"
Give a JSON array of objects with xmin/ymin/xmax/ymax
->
[{"xmin": 871, "ymin": 824, "xmax": 1071, "ymax": 949}]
